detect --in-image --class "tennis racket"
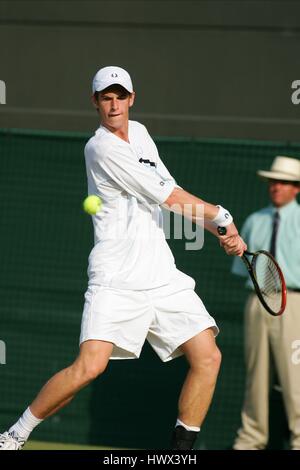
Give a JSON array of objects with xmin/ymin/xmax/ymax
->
[{"xmin": 242, "ymin": 250, "xmax": 287, "ymax": 316}]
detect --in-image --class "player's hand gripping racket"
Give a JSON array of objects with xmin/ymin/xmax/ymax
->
[{"xmin": 242, "ymin": 250, "xmax": 287, "ymax": 316}]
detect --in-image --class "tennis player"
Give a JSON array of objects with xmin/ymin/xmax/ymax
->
[{"xmin": 0, "ymin": 66, "xmax": 246, "ymax": 450}]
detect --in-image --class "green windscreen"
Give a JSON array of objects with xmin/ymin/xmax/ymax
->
[{"xmin": 0, "ymin": 128, "xmax": 299, "ymax": 449}]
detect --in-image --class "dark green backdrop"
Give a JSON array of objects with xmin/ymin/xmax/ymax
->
[{"xmin": 0, "ymin": 129, "xmax": 299, "ymax": 449}]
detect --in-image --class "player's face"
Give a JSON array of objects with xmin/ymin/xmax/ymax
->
[
  {"xmin": 93, "ymin": 85, "xmax": 135, "ymax": 132},
  {"xmin": 268, "ymin": 179, "xmax": 300, "ymax": 207}
]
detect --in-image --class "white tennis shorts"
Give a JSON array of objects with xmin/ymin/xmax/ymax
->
[{"xmin": 80, "ymin": 269, "xmax": 219, "ymax": 362}]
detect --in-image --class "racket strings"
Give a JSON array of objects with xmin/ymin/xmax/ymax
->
[{"xmin": 254, "ymin": 254, "xmax": 282, "ymax": 312}]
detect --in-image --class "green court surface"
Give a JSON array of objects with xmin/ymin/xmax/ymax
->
[{"xmin": 24, "ymin": 440, "xmax": 129, "ymax": 450}]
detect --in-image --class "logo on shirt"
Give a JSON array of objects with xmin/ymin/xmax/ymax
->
[{"xmin": 139, "ymin": 158, "xmax": 156, "ymax": 168}]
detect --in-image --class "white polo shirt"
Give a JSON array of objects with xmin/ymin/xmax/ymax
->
[{"xmin": 84, "ymin": 120, "xmax": 178, "ymax": 290}]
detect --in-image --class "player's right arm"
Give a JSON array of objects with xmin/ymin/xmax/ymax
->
[
  {"xmin": 163, "ymin": 187, "xmax": 246, "ymax": 257},
  {"xmin": 86, "ymin": 139, "xmax": 245, "ymax": 256}
]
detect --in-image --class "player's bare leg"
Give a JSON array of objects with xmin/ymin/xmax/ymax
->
[
  {"xmin": 171, "ymin": 328, "xmax": 221, "ymax": 449},
  {"xmin": 179, "ymin": 328, "xmax": 221, "ymax": 425},
  {"xmin": 0, "ymin": 340, "xmax": 113, "ymax": 449},
  {"xmin": 30, "ymin": 340, "xmax": 113, "ymax": 418}
]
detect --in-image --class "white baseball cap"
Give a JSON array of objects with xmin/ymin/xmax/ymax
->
[
  {"xmin": 92, "ymin": 66, "xmax": 133, "ymax": 94},
  {"xmin": 257, "ymin": 156, "xmax": 300, "ymax": 182}
]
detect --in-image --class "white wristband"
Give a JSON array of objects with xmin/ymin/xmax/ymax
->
[{"xmin": 212, "ymin": 205, "xmax": 233, "ymax": 227}]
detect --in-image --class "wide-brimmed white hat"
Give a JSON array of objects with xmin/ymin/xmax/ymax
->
[
  {"xmin": 257, "ymin": 156, "xmax": 300, "ymax": 182},
  {"xmin": 92, "ymin": 66, "xmax": 133, "ymax": 94}
]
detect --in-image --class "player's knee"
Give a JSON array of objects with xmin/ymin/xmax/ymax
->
[
  {"xmin": 83, "ymin": 362, "xmax": 108, "ymax": 382},
  {"xmin": 72, "ymin": 359, "xmax": 108, "ymax": 385},
  {"xmin": 208, "ymin": 346, "xmax": 222, "ymax": 372},
  {"xmin": 193, "ymin": 346, "xmax": 222, "ymax": 374},
  {"xmin": 211, "ymin": 346, "xmax": 222, "ymax": 371}
]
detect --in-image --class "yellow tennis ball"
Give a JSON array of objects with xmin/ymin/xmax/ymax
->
[{"xmin": 83, "ymin": 195, "xmax": 102, "ymax": 215}]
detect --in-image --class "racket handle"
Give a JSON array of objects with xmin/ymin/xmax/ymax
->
[{"xmin": 244, "ymin": 250, "xmax": 254, "ymax": 256}]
